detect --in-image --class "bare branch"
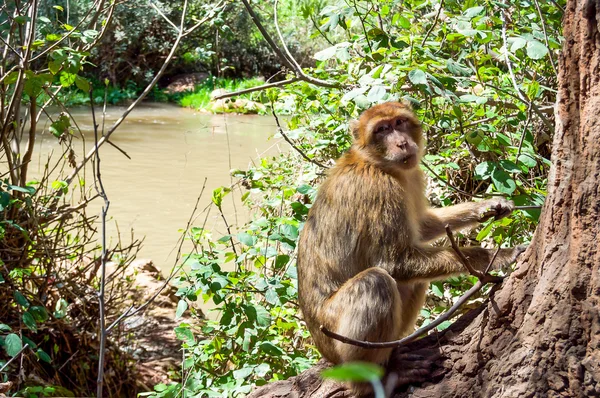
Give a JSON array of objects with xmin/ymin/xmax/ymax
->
[
  {"xmin": 321, "ymin": 279, "xmax": 486, "ymax": 349},
  {"xmin": 240, "ymin": 0, "xmax": 341, "ymax": 89},
  {"xmin": 422, "ymin": 0, "xmax": 445, "ymax": 46},
  {"xmin": 271, "ymin": 105, "xmax": 328, "ymax": 169},
  {"xmin": 0, "ymin": 344, "xmax": 30, "ymax": 373},
  {"xmin": 213, "ymin": 77, "xmax": 299, "ymax": 100}
]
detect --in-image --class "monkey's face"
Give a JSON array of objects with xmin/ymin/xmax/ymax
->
[
  {"xmin": 353, "ymin": 102, "xmax": 423, "ymax": 170},
  {"xmin": 372, "ymin": 118, "xmax": 421, "ymax": 169}
]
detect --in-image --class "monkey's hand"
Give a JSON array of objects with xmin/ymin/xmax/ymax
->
[
  {"xmin": 509, "ymin": 244, "xmax": 528, "ymax": 263},
  {"xmin": 478, "ymin": 198, "xmax": 514, "ymax": 222}
]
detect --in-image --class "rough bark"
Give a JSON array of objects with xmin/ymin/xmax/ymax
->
[{"xmin": 249, "ymin": 0, "xmax": 600, "ymax": 396}]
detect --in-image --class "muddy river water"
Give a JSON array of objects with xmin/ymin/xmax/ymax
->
[{"xmin": 31, "ymin": 103, "xmax": 285, "ymax": 273}]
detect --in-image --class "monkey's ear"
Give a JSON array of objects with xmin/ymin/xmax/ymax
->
[{"xmin": 349, "ymin": 119, "xmax": 360, "ymax": 140}]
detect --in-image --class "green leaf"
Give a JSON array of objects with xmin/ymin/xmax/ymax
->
[
  {"xmin": 24, "ymin": 77, "xmax": 44, "ymax": 97},
  {"xmin": 36, "ymin": 349, "xmax": 52, "ymax": 363},
  {"xmin": 474, "ymin": 161, "xmax": 494, "ymax": 179},
  {"xmin": 59, "ymin": 72, "xmax": 77, "ymax": 87},
  {"xmin": 75, "ymin": 75, "xmax": 90, "ymax": 92},
  {"xmin": 408, "ymin": 69, "xmax": 427, "ymax": 85},
  {"xmin": 463, "ymin": 6, "xmax": 485, "ymax": 19},
  {"xmin": 237, "ymin": 232, "xmax": 257, "ymax": 247},
  {"xmin": 48, "ymin": 60, "xmax": 61, "ymax": 75},
  {"xmin": 491, "ymin": 168, "xmax": 517, "ymax": 194},
  {"xmin": 476, "ymin": 221, "xmax": 494, "ymax": 241},
  {"xmin": 4, "ymin": 333, "xmax": 23, "ymax": 357},
  {"xmin": 14, "ymin": 291, "xmax": 30, "ymax": 308},
  {"xmin": 518, "ymin": 154, "xmax": 537, "ymax": 168},
  {"xmin": 526, "ymin": 40, "xmax": 548, "ymax": 60},
  {"xmin": 233, "ymin": 367, "xmax": 254, "ymax": 380},
  {"xmin": 0, "ymin": 324, "xmax": 11, "ymax": 332},
  {"xmin": 321, "ymin": 362, "xmax": 384, "ymax": 382},
  {"xmin": 314, "ymin": 46, "xmax": 337, "ymax": 61},
  {"xmin": 430, "ymin": 282, "xmax": 444, "ymax": 298},
  {"xmin": 175, "ymin": 300, "xmax": 188, "ymax": 319},
  {"xmin": 398, "ymin": 15, "xmax": 411, "ymax": 29},
  {"xmin": 367, "ymin": 85, "xmax": 387, "ymax": 102},
  {"xmin": 22, "ymin": 312, "xmax": 37, "ymax": 332},
  {"xmin": 436, "ymin": 320, "xmax": 453, "ymax": 331},
  {"xmin": 510, "ymin": 37, "xmax": 527, "ymax": 52},
  {"xmin": 174, "ymin": 326, "xmax": 194, "ymax": 343},
  {"xmin": 499, "ymin": 160, "xmax": 521, "ymax": 174},
  {"xmin": 29, "ymin": 306, "xmax": 48, "ymax": 323},
  {"xmin": 259, "ymin": 341, "xmax": 283, "ymax": 355}
]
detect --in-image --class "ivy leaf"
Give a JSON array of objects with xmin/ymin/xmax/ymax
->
[
  {"xmin": 175, "ymin": 300, "xmax": 188, "ymax": 319},
  {"xmin": 366, "ymin": 85, "xmax": 387, "ymax": 102},
  {"xmin": 4, "ymin": 334, "xmax": 23, "ymax": 357},
  {"xmin": 491, "ymin": 168, "xmax": 517, "ymax": 194},
  {"xmin": 526, "ymin": 40, "xmax": 548, "ymax": 60},
  {"xmin": 237, "ymin": 232, "xmax": 257, "ymax": 247},
  {"xmin": 499, "ymin": 160, "xmax": 521, "ymax": 174},
  {"xmin": 36, "ymin": 349, "xmax": 52, "ymax": 363},
  {"xmin": 14, "ymin": 291, "xmax": 30, "ymax": 308},
  {"xmin": 474, "ymin": 161, "xmax": 494, "ymax": 179},
  {"xmin": 59, "ymin": 72, "xmax": 77, "ymax": 87},
  {"xmin": 75, "ymin": 75, "xmax": 90, "ymax": 92},
  {"xmin": 22, "ymin": 312, "xmax": 37, "ymax": 332},
  {"xmin": 408, "ymin": 69, "xmax": 427, "ymax": 85},
  {"xmin": 518, "ymin": 154, "xmax": 537, "ymax": 168},
  {"xmin": 321, "ymin": 362, "xmax": 384, "ymax": 382},
  {"xmin": 259, "ymin": 341, "xmax": 283, "ymax": 356},
  {"xmin": 510, "ymin": 37, "xmax": 527, "ymax": 52},
  {"xmin": 29, "ymin": 306, "xmax": 49, "ymax": 323},
  {"xmin": 174, "ymin": 326, "xmax": 194, "ymax": 343},
  {"xmin": 314, "ymin": 46, "xmax": 337, "ymax": 61}
]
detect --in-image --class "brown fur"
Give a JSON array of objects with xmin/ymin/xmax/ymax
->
[{"xmin": 297, "ymin": 102, "xmax": 524, "ymax": 394}]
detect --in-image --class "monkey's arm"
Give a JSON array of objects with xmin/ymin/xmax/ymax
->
[
  {"xmin": 386, "ymin": 244, "xmax": 525, "ymax": 281},
  {"xmin": 419, "ymin": 198, "xmax": 514, "ymax": 242}
]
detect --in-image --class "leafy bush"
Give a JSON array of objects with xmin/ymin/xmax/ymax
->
[{"xmin": 151, "ymin": 0, "xmax": 562, "ymax": 396}]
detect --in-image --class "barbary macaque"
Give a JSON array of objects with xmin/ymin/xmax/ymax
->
[{"xmin": 297, "ymin": 101, "xmax": 525, "ymax": 393}]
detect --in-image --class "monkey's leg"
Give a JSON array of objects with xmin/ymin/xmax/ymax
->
[
  {"xmin": 420, "ymin": 198, "xmax": 514, "ymax": 242},
  {"xmin": 388, "ymin": 245, "xmax": 526, "ymax": 281},
  {"xmin": 317, "ymin": 267, "xmax": 402, "ymax": 366}
]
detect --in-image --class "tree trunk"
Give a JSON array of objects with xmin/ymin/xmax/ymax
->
[{"xmin": 249, "ymin": 0, "xmax": 600, "ymax": 396}]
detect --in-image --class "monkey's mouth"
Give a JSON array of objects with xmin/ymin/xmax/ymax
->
[{"xmin": 388, "ymin": 153, "xmax": 417, "ymax": 167}]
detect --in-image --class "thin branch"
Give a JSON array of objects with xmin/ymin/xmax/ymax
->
[
  {"xmin": 0, "ymin": 344, "xmax": 29, "ymax": 373},
  {"xmin": 149, "ymin": 0, "xmax": 180, "ymax": 32},
  {"xmin": 422, "ymin": 0, "xmax": 445, "ymax": 46},
  {"xmin": 239, "ymin": 0, "xmax": 340, "ymax": 89},
  {"xmin": 500, "ymin": 3, "xmax": 526, "ymax": 103},
  {"xmin": 271, "ymin": 105, "xmax": 328, "ymax": 169},
  {"xmin": 444, "ymin": 225, "xmax": 482, "ymax": 277},
  {"xmin": 274, "ymin": 0, "xmax": 303, "ymax": 72},
  {"xmin": 213, "ymin": 77, "xmax": 299, "ymax": 100},
  {"xmin": 514, "ymin": 205, "xmax": 542, "ymax": 210},
  {"xmin": 106, "ymin": 139, "xmax": 131, "ymax": 159},
  {"xmin": 321, "ymin": 280, "xmax": 486, "ymax": 349},
  {"xmin": 421, "ymin": 160, "xmax": 491, "ymax": 198},
  {"xmin": 91, "ymin": 87, "xmax": 110, "ymax": 398},
  {"xmin": 532, "ymin": 0, "xmax": 557, "ymax": 75}
]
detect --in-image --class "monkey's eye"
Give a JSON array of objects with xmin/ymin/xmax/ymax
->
[
  {"xmin": 395, "ymin": 118, "xmax": 406, "ymax": 126},
  {"xmin": 376, "ymin": 124, "xmax": 391, "ymax": 134}
]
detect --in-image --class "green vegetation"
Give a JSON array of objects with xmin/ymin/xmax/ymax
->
[
  {"xmin": 0, "ymin": 0, "xmax": 562, "ymax": 397},
  {"xmin": 147, "ymin": 0, "xmax": 561, "ymax": 396}
]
